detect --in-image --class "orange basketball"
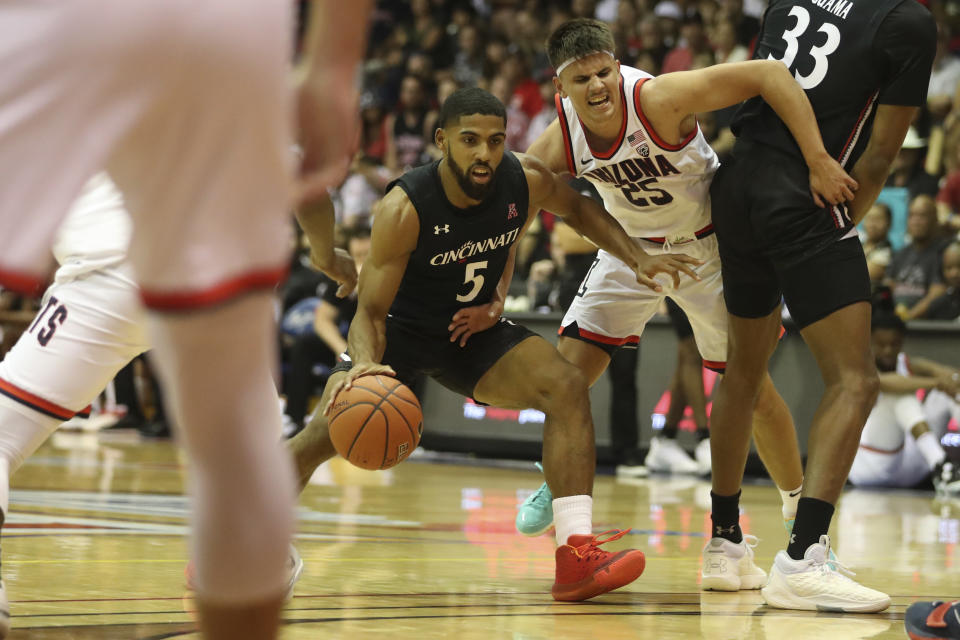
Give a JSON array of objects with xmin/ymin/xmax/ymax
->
[{"xmin": 328, "ymin": 375, "xmax": 423, "ymax": 470}]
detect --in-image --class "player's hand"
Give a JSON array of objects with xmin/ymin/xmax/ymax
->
[
  {"xmin": 808, "ymin": 153, "xmax": 858, "ymax": 208},
  {"xmin": 312, "ymin": 248, "xmax": 358, "ymax": 297},
  {"xmin": 448, "ymin": 301, "xmax": 503, "ymax": 347},
  {"xmin": 936, "ymin": 372, "xmax": 960, "ymax": 399},
  {"xmin": 634, "ymin": 252, "xmax": 702, "ymax": 292},
  {"xmin": 322, "ymin": 362, "xmax": 397, "ymax": 416},
  {"xmin": 295, "ymin": 74, "xmax": 361, "ymax": 204}
]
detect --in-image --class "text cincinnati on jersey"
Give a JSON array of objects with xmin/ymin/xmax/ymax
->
[{"xmin": 429, "ymin": 227, "xmax": 521, "ymax": 266}]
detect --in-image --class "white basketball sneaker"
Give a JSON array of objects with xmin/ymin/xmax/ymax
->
[
  {"xmin": 644, "ymin": 437, "xmax": 699, "ymax": 474},
  {"xmin": 761, "ymin": 535, "xmax": 890, "ymax": 612},
  {"xmin": 701, "ymin": 535, "xmax": 766, "ymax": 591},
  {"xmin": 694, "ymin": 438, "xmax": 712, "ymax": 476}
]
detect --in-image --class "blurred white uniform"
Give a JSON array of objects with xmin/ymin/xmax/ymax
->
[
  {"xmin": 0, "ymin": 174, "xmax": 147, "ymax": 421},
  {"xmin": 848, "ymin": 353, "xmax": 932, "ymax": 487},
  {"xmin": 0, "ymin": 0, "xmax": 297, "ymax": 611}
]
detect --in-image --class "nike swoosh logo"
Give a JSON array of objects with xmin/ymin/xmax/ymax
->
[
  {"xmin": 580, "ymin": 157, "xmax": 592, "ymax": 165},
  {"xmin": 788, "ymin": 490, "xmax": 801, "ymax": 497}
]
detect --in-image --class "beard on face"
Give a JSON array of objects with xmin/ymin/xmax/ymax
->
[{"xmin": 447, "ymin": 152, "xmax": 495, "ymax": 201}]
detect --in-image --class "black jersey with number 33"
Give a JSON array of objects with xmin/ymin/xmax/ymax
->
[
  {"xmin": 386, "ymin": 152, "xmax": 529, "ymax": 337},
  {"xmin": 733, "ymin": 0, "xmax": 936, "ymax": 170}
]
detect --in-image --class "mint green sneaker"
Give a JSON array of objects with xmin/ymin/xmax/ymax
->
[{"xmin": 516, "ymin": 462, "xmax": 553, "ymax": 536}]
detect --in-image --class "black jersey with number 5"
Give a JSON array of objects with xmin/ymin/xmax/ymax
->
[
  {"xmin": 386, "ymin": 152, "xmax": 529, "ymax": 337},
  {"xmin": 733, "ymin": 0, "xmax": 936, "ymax": 169}
]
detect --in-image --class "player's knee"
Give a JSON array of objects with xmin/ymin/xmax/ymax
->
[
  {"xmin": 837, "ymin": 367, "xmax": 880, "ymax": 413},
  {"xmin": 531, "ymin": 362, "xmax": 589, "ymax": 414}
]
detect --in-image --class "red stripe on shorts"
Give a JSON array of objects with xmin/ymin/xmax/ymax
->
[
  {"xmin": 140, "ymin": 265, "xmax": 289, "ymax": 311},
  {"xmin": 0, "ymin": 377, "xmax": 77, "ymax": 420}
]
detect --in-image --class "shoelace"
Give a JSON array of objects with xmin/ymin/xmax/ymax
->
[
  {"xmin": 742, "ymin": 534, "xmax": 760, "ymax": 553},
  {"xmin": 804, "ymin": 543, "xmax": 856, "ymax": 578},
  {"xmin": 530, "ymin": 463, "xmax": 550, "ymax": 503},
  {"xmin": 573, "ymin": 529, "xmax": 632, "ymax": 561}
]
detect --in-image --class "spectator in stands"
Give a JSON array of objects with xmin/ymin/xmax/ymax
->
[
  {"xmin": 712, "ymin": 19, "xmax": 749, "ymax": 64},
  {"xmin": 926, "ymin": 241, "xmax": 960, "ymax": 321},
  {"xmin": 359, "ymin": 92, "xmax": 388, "ymax": 164},
  {"xmin": 336, "ymin": 156, "xmax": 391, "ymax": 229},
  {"xmin": 928, "ymin": 26, "xmax": 960, "ymax": 122},
  {"xmin": 637, "ymin": 16, "xmax": 670, "ymax": 71},
  {"xmin": 662, "ymin": 12, "xmax": 710, "ymax": 73},
  {"xmin": 384, "ymin": 74, "xmax": 437, "ymax": 172},
  {"xmin": 886, "ymin": 195, "xmax": 950, "ymax": 321},
  {"xmin": 452, "ymin": 23, "xmax": 484, "ymax": 87},
  {"xmin": 653, "ymin": 1, "xmax": 682, "ymax": 48},
  {"xmin": 524, "ymin": 74, "xmax": 560, "ymax": 151},
  {"xmin": 935, "ymin": 136, "xmax": 960, "ymax": 234},
  {"xmin": 887, "ymin": 126, "xmax": 941, "ymax": 203},
  {"xmin": 716, "ymin": 0, "xmax": 760, "ymax": 49},
  {"xmin": 861, "ymin": 202, "xmax": 895, "ymax": 286}
]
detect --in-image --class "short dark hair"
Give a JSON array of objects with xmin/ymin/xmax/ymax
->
[
  {"xmin": 546, "ymin": 18, "xmax": 617, "ymax": 71},
  {"xmin": 437, "ymin": 87, "xmax": 506, "ymax": 129},
  {"xmin": 871, "ymin": 310, "xmax": 906, "ymax": 334}
]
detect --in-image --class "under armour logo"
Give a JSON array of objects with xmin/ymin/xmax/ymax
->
[
  {"xmin": 434, "ymin": 224, "xmax": 450, "ymax": 235},
  {"xmin": 507, "ymin": 203, "xmax": 518, "ymax": 219},
  {"xmin": 715, "ymin": 525, "xmax": 736, "ymax": 536}
]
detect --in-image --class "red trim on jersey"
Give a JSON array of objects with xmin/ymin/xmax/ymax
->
[
  {"xmin": 838, "ymin": 91, "xmax": 879, "ymax": 168},
  {"xmin": 563, "ymin": 325, "xmax": 640, "ymax": 347},
  {"xmin": 140, "ymin": 265, "xmax": 288, "ymax": 311},
  {"xmin": 0, "ymin": 377, "xmax": 77, "ymax": 421},
  {"xmin": 703, "ymin": 359, "xmax": 726, "ymax": 373},
  {"xmin": 0, "ymin": 268, "xmax": 45, "ymax": 297},
  {"xmin": 643, "ymin": 223, "xmax": 715, "ymax": 244},
  {"xmin": 579, "ymin": 74, "xmax": 629, "ymax": 160},
  {"xmin": 858, "ymin": 442, "xmax": 904, "ymax": 455},
  {"xmin": 555, "ymin": 93, "xmax": 577, "ymax": 175},
  {"xmin": 633, "ymin": 77, "xmax": 699, "ymax": 151}
]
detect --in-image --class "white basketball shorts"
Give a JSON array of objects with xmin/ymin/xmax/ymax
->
[
  {"xmin": 0, "ymin": 265, "xmax": 148, "ymax": 420},
  {"xmin": 559, "ymin": 233, "xmax": 727, "ymax": 370}
]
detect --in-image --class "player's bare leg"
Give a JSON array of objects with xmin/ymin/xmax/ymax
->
[
  {"xmin": 287, "ymin": 371, "xmax": 346, "ymax": 492},
  {"xmin": 476, "ymin": 336, "xmax": 645, "ymax": 601},
  {"xmin": 795, "ymin": 302, "xmax": 878, "ymax": 516},
  {"xmin": 556, "ymin": 337, "xmax": 612, "ymax": 386},
  {"xmin": 147, "ymin": 294, "xmax": 294, "ymax": 639},
  {"xmin": 752, "ymin": 374, "xmax": 804, "ymax": 518}
]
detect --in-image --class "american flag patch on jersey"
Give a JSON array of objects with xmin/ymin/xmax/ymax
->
[{"xmin": 627, "ymin": 130, "xmax": 649, "ymax": 156}]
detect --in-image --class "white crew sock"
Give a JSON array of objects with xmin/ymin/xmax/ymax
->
[
  {"xmin": 916, "ymin": 430, "xmax": 947, "ymax": 469},
  {"xmin": 779, "ymin": 480, "xmax": 802, "ymax": 521},
  {"xmin": 553, "ymin": 495, "xmax": 593, "ymax": 546}
]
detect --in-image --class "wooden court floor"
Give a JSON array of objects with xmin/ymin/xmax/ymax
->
[{"xmin": 3, "ymin": 431, "xmax": 958, "ymax": 639}]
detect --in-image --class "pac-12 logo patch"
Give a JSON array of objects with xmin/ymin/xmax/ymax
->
[{"xmin": 628, "ymin": 130, "xmax": 649, "ymax": 157}]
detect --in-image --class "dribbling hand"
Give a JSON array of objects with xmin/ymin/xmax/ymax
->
[{"xmin": 322, "ymin": 362, "xmax": 397, "ymax": 416}]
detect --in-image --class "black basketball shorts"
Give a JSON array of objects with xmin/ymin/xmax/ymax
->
[
  {"xmin": 710, "ymin": 142, "xmax": 871, "ymax": 329},
  {"xmin": 332, "ymin": 316, "xmax": 538, "ymax": 398}
]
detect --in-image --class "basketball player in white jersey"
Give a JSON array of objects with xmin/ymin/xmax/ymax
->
[
  {"xmin": 517, "ymin": 18, "xmax": 856, "ymax": 590},
  {"xmin": 848, "ymin": 311, "xmax": 960, "ymax": 491},
  {"xmin": 0, "ymin": 3, "xmax": 369, "ymax": 637}
]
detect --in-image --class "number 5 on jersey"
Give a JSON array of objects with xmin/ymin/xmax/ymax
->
[{"xmin": 457, "ymin": 261, "xmax": 488, "ymax": 303}]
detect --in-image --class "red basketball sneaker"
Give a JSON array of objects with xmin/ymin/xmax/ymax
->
[{"xmin": 552, "ymin": 529, "xmax": 646, "ymax": 601}]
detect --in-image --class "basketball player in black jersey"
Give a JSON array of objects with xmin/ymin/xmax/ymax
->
[
  {"xmin": 287, "ymin": 87, "xmax": 703, "ymax": 601},
  {"xmin": 707, "ymin": 0, "xmax": 936, "ymax": 612}
]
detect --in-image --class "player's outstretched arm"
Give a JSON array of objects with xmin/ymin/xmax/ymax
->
[
  {"xmin": 641, "ymin": 61, "xmax": 857, "ymax": 206},
  {"xmin": 295, "ymin": 192, "xmax": 358, "ymax": 297},
  {"xmin": 519, "ymin": 153, "xmax": 701, "ymax": 292},
  {"xmin": 296, "ymin": 0, "xmax": 374, "ymax": 203},
  {"xmin": 323, "ymin": 189, "xmax": 417, "ymax": 413}
]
